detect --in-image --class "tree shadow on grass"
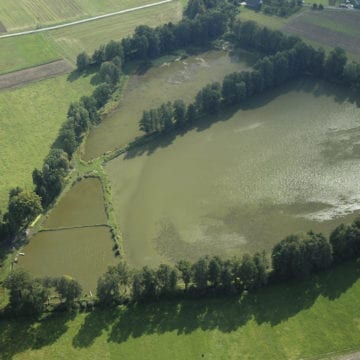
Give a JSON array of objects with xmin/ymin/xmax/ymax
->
[
  {"xmin": 67, "ymin": 66, "xmax": 98, "ymax": 83},
  {"xmin": 0, "ymin": 311, "xmax": 75, "ymax": 359},
  {"xmin": 71, "ymin": 260, "xmax": 360, "ymax": 348}
]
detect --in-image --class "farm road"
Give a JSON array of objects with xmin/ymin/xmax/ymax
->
[{"xmin": 0, "ymin": 0, "xmax": 173, "ymax": 39}]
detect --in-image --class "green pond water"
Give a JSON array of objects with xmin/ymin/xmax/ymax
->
[
  {"xmin": 18, "ymin": 226, "xmax": 116, "ymax": 292},
  {"xmin": 106, "ymin": 79, "xmax": 360, "ymax": 267},
  {"xmin": 43, "ymin": 177, "xmax": 107, "ymax": 229},
  {"xmin": 83, "ymin": 50, "xmax": 255, "ymax": 160}
]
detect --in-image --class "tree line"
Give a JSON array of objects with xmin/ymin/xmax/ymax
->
[{"xmin": 3, "ymin": 217, "xmax": 360, "ymax": 316}]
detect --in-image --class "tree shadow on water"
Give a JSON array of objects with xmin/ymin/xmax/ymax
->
[{"xmin": 70, "ymin": 261, "xmax": 360, "ymax": 348}]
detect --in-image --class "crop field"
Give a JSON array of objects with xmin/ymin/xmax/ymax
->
[
  {"xmin": 0, "ymin": 74, "xmax": 94, "ymax": 210},
  {"xmin": 283, "ymin": 9, "xmax": 360, "ymax": 58},
  {"xmin": 0, "ymin": 33, "xmax": 60, "ymax": 75},
  {"xmin": 1, "ymin": 261, "xmax": 360, "ymax": 359},
  {"xmin": 0, "ymin": 0, "xmax": 172, "ymax": 32}
]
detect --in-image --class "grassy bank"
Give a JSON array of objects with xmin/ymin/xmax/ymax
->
[{"xmin": 0, "ymin": 260, "xmax": 359, "ymax": 359}]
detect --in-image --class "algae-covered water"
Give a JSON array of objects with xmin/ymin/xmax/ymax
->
[
  {"xmin": 43, "ymin": 177, "xmax": 107, "ymax": 229},
  {"xmin": 18, "ymin": 226, "xmax": 116, "ymax": 292},
  {"xmin": 83, "ymin": 50, "xmax": 255, "ymax": 160},
  {"xmin": 106, "ymin": 79, "xmax": 360, "ymax": 267}
]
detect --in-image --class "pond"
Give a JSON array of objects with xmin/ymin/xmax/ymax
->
[
  {"xmin": 43, "ymin": 177, "xmax": 107, "ymax": 229},
  {"xmin": 83, "ymin": 49, "xmax": 255, "ymax": 160},
  {"xmin": 106, "ymin": 79, "xmax": 360, "ymax": 267},
  {"xmin": 18, "ymin": 226, "xmax": 116, "ymax": 292}
]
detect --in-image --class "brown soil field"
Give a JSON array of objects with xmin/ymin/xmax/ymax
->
[
  {"xmin": 283, "ymin": 10, "xmax": 360, "ymax": 57},
  {"xmin": 0, "ymin": 59, "xmax": 71, "ymax": 89},
  {"xmin": 0, "ymin": 21, "xmax": 6, "ymax": 33}
]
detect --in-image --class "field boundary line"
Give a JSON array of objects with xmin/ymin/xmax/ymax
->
[{"xmin": 0, "ymin": 0, "xmax": 173, "ymax": 39}]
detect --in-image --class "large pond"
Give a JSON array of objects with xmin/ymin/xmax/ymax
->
[
  {"xmin": 83, "ymin": 50, "xmax": 255, "ymax": 160},
  {"xmin": 18, "ymin": 226, "xmax": 116, "ymax": 292},
  {"xmin": 106, "ymin": 79, "xmax": 360, "ymax": 267},
  {"xmin": 43, "ymin": 177, "xmax": 107, "ymax": 229}
]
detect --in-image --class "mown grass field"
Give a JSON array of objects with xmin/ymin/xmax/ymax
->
[
  {"xmin": 0, "ymin": 74, "xmax": 94, "ymax": 210},
  {"xmin": 0, "ymin": 261, "xmax": 359, "ymax": 360},
  {"xmin": 283, "ymin": 9, "xmax": 360, "ymax": 58},
  {"xmin": 0, "ymin": 33, "xmax": 60, "ymax": 75},
  {"xmin": 47, "ymin": 1, "xmax": 182, "ymax": 62},
  {"xmin": 0, "ymin": 1, "xmax": 182, "ymax": 74},
  {"xmin": 0, "ymin": 0, "xmax": 171, "ymax": 32}
]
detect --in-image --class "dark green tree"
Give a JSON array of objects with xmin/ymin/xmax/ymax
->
[
  {"xmin": 7, "ymin": 190, "xmax": 42, "ymax": 233},
  {"xmin": 176, "ymin": 260, "xmax": 192, "ymax": 290},
  {"xmin": 76, "ymin": 52, "xmax": 90, "ymax": 71},
  {"xmin": 55, "ymin": 276, "xmax": 82, "ymax": 305}
]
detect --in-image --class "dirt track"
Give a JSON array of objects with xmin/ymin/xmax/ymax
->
[{"xmin": 0, "ymin": 60, "xmax": 71, "ymax": 90}]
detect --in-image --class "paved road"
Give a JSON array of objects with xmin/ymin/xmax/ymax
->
[{"xmin": 0, "ymin": 0, "xmax": 173, "ymax": 39}]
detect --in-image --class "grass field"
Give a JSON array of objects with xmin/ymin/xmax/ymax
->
[
  {"xmin": 0, "ymin": 0, "xmax": 174, "ymax": 32},
  {"xmin": 0, "ymin": 261, "xmax": 359, "ymax": 359},
  {"xmin": 0, "ymin": 74, "xmax": 94, "ymax": 210},
  {"xmin": 238, "ymin": 7, "xmax": 300, "ymax": 30},
  {"xmin": 0, "ymin": 33, "xmax": 60, "ymax": 74},
  {"xmin": 47, "ymin": 1, "xmax": 182, "ymax": 62},
  {"xmin": 0, "ymin": 1, "xmax": 182, "ymax": 74},
  {"xmin": 283, "ymin": 9, "xmax": 360, "ymax": 58}
]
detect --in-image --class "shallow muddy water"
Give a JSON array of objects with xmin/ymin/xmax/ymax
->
[
  {"xmin": 18, "ymin": 226, "xmax": 116, "ymax": 292},
  {"xmin": 43, "ymin": 177, "xmax": 107, "ymax": 229},
  {"xmin": 106, "ymin": 79, "xmax": 360, "ymax": 267},
  {"xmin": 83, "ymin": 50, "xmax": 255, "ymax": 160}
]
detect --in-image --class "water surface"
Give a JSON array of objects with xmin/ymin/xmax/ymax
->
[
  {"xmin": 106, "ymin": 79, "xmax": 360, "ymax": 267},
  {"xmin": 43, "ymin": 177, "xmax": 107, "ymax": 228},
  {"xmin": 83, "ymin": 50, "xmax": 255, "ymax": 160},
  {"xmin": 18, "ymin": 226, "xmax": 116, "ymax": 292}
]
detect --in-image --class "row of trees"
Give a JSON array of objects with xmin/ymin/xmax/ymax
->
[
  {"xmin": 95, "ymin": 217, "xmax": 360, "ymax": 306},
  {"xmin": 96, "ymin": 252, "xmax": 268, "ymax": 305},
  {"xmin": 4, "ymin": 269, "xmax": 82, "ymax": 315}
]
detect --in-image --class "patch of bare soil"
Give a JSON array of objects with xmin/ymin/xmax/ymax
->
[
  {"xmin": 0, "ymin": 60, "xmax": 72, "ymax": 90},
  {"xmin": 283, "ymin": 11, "xmax": 360, "ymax": 57},
  {"xmin": 0, "ymin": 21, "xmax": 6, "ymax": 33}
]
